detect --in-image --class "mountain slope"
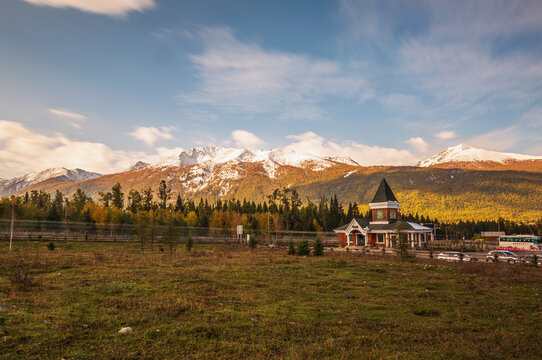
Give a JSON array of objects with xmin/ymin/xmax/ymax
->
[
  {"xmin": 418, "ymin": 144, "xmax": 542, "ymax": 171},
  {"xmin": 3, "ymin": 145, "xmax": 542, "ymax": 223},
  {"xmin": 0, "ymin": 168, "xmax": 102, "ymax": 197}
]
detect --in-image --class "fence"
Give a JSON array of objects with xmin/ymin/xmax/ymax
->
[{"xmin": 0, "ymin": 219, "xmax": 338, "ymax": 247}]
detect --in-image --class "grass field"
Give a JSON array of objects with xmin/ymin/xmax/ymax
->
[{"xmin": 0, "ymin": 241, "xmax": 541, "ymax": 359}]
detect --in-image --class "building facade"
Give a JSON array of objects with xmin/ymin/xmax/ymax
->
[{"xmin": 334, "ymin": 178, "xmax": 433, "ymax": 248}]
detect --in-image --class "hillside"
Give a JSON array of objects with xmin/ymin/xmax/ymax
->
[
  {"xmin": 418, "ymin": 144, "xmax": 542, "ymax": 172},
  {"xmin": 13, "ymin": 164, "xmax": 542, "ymax": 223}
]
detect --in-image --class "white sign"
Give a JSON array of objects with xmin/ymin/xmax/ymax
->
[{"xmin": 237, "ymin": 225, "xmax": 243, "ymax": 236}]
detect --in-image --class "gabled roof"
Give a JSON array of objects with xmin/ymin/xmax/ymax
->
[
  {"xmin": 370, "ymin": 178, "xmax": 398, "ymax": 203},
  {"xmin": 333, "ymin": 217, "xmax": 370, "ymax": 232}
]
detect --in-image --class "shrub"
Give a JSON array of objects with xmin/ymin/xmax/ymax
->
[
  {"xmin": 313, "ymin": 238, "xmax": 324, "ymax": 256},
  {"xmin": 287, "ymin": 241, "xmax": 296, "ymax": 255},
  {"xmin": 248, "ymin": 236, "xmax": 258, "ymax": 249},
  {"xmin": 47, "ymin": 242, "xmax": 55, "ymax": 251},
  {"xmin": 296, "ymin": 240, "xmax": 310, "ymax": 256},
  {"xmin": 8, "ymin": 264, "xmax": 36, "ymax": 289},
  {"xmin": 186, "ymin": 233, "xmax": 194, "ymax": 252}
]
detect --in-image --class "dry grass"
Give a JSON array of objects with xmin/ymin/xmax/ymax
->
[{"xmin": 0, "ymin": 241, "xmax": 541, "ymax": 359}]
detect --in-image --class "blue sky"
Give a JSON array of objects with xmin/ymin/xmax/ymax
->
[{"xmin": 1, "ymin": 0, "xmax": 542, "ymax": 177}]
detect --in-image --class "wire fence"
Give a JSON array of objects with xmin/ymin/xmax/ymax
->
[{"xmin": 0, "ymin": 219, "xmax": 338, "ymax": 246}]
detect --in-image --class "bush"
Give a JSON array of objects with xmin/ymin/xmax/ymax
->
[
  {"xmin": 47, "ymin": 242, "xmax": 55, "ymax": 251},
  {"xmin": 248, "ymin": 236, "xmax": 258, "ymax": 249},
  {"xmin": 313, "ymin": 238, "xmax": 324, "ymax": 256},
  {"xmin": 186, "ymin": 233, "xmax": 194, "ymax": 252},
  {"xmin": 287, "ymin": 241, "xmax": 296, "ymax": 255},
  {"xmin": 8, "ymin": 264, "xmax": 36, "ymax": 289},
  {"xmin": 296, "ymin": 240, "xmax": 310, "ymax": 256}
]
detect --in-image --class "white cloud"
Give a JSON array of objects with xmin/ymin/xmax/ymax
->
[
  {"xmin": 22, "ymin": 0, "xmax": 156, "ymax": 17},
  {"xmin": 179, "ymin": 27, "xmax": 372, "ymax": 121},
  {"xmin": 129, "ymin": 126, "xmax": 175, "ymax": 146},
  {"xmin": 48, "ymin": 108, "xmax": 87, "ymax": 120},
  {"xmin": 405, "ymin": 137, "xmax": 429, "ymax": 153},
  {"xmin": 284, "ymin": 131, "xmax": 418, "ymax": 166},
  {"xmin": 466, "ymin": 126, "xmax": 523, "ymax": 152},
  {"xmin": 0, "ymin": 120, "xmax": 180, "ymax": 178},
  {"xmin": 231, "ymin": 130, "xmax": 264, "ymax": 148},
  {"xmin": 436, "ymin": 131, "xmax": 456, "ymax": 140}
]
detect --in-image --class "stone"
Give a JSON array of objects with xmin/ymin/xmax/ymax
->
[{"xmin": 119, "ymin": 327, "xmax": 133, "ymax": 334}]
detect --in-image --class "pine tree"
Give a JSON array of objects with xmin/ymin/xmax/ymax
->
[
  {"xmin": 111, "ymin": 183, "xmax": 124, "ymax": 209},
  {"xmin": 287, "ymin": 240, "xmax": 296, "ymax": 255},
  {"xmin": 186, "ymin": 232, "xmax": 194, "ymax": 251},
  {"xmin": 296, "ymin": 240, "xmax": 310, "ymax": 256},
  {"xmin": 313, "ymin": 238, "xmax": 324, "ymax": 256},
  {"xmin": 157, "ymin": 180, "xmax": 171, "ymax": 209}
]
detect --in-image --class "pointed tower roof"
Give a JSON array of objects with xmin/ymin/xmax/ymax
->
[{"xmin": 370, "ymin": 178, "xmax": 398, "ymax": 203}]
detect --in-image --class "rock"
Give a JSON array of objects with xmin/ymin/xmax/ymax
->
[
  {"xmin": 43, "ymin": 320, "xmax": 52, "ymax": 325},
  {"xmin": 119, "ymin": 327, "xmax": 133, "ymax": 334}
]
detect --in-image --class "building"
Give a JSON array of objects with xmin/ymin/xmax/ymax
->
[
  {"xmin": 334, "ymin": 178, "xmax": 433, "ymax": 248},
  {"xmin": 481, "ymin": 231, "xmax": 505, "ymax": 242}
]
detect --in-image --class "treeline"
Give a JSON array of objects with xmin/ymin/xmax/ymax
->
[{"xmin": 0, "ymin": 181, "xmax": 540, "ymax": 238}]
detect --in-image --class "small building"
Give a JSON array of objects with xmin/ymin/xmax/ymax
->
[
  {"xmin": 481, "ymin": 231, "xmax": 505, "ymax": 242},
  {"xmin": 334, "ymin": 178, "xmax": 432, "ymax": 248}
]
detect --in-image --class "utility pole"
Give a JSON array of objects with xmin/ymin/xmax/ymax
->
[{"xmin": 9, "ymin": 203, "xmax": 15, "ymax": 251}]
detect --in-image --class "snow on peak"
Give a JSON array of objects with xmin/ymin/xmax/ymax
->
[
  {"xmin": 126, "ymin": 161, "xmax": 150, "ymax": 171},
  {"xmin": 0, "ymin": 167, "xmax": 102, "ymax": 196},
  {"xmin": 148, "ymin": 146, "xmax": 359, "ymax": 170},
  {"xmin": 417, "ymin": 144, "xmax": 542, "ymax": 167}
]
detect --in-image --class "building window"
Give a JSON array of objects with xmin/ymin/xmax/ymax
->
[
  {"xmin": 390, "ymin": 209, "xmax": 397, "ymax": 219},
  {"xmin": 376, "ymin": 209, "xmax": 384, "ymax": 220},
  {"xmin": 377, "ymin": 234, "xmax": 384, "ymax": 243}
]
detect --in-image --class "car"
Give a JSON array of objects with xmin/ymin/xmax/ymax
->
[
  {"xmin": 486, "ymin": 250, "xmax": 521, "ymax": 264},
  {"xmin": 437, "ymin": 251, "xmax": 472, "ymax": 262},
  {"xmin": 519, "ymin": 254, "xmax": 542, "ymax": 266}
]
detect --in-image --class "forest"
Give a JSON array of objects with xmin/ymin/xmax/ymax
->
[{"xmin": 1, "ymin": 181, "xmax": 541, "ymax": 240}]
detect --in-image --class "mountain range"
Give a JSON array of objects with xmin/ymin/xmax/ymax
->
[{"xmin": 2, "ymin": 144, "xmax": 542, "ymax": 223}]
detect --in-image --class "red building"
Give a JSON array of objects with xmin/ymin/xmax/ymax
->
[{"xmin": 334, "ymin": 178, "xmax": 432, "ymax": 248}]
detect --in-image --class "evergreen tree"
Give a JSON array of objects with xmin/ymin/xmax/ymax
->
[
  {"xmin": 287, "ymin": 240, "xmax": 296, "ymax": 255},
  {"xmin": 157, "ymin": 180, "xmax": 171, "ymax": 209},
  {"xmin": 296, "ymin": 240, "xmax": 310, "ymax": 256},
  {"xmin": 313, "ymin": 238, "xmax": 324, "ymax": 256},
  {"xmin": 186, "ymin": 232, "xmax": 194, "ymax": 251},
  {"xmin": 111, "ymin": 183, "xmax": 124, "ymax": 209}
]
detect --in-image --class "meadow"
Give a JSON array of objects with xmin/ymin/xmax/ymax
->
[{"xmin": 0, "ymin": 241, "xmax": 541, "ymax": 359}]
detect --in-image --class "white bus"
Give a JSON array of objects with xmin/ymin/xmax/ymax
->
[{"xmin": 498, "ymin": 235, "xmax": 539, "ymax": 251}]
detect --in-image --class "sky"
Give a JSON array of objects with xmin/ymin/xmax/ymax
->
[{"xmin": 1, "ymin": 0, "xmax": 542, "ymax": 177}]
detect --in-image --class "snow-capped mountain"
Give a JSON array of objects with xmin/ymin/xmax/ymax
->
[
  {"xmin": 126, "ymin": 161, "xmax": 150, "ymax": 171},
  {"xmin": 148, "ymin": 146, "xmax": 358, "ymax": 174},
  {"xmin": 417, "ymin": 144, "xmax": 542, "ymax": 167},
  {"xmin": 0, "ymin": 167, "xmax": 102, "ymax": 197}
]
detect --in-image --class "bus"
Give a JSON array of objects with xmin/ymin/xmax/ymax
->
[{"xmin": 497, "ymin": 235, "xmax": 540, "ymax": 251}]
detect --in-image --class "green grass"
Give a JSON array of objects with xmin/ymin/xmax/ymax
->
[{"xmin": 0, "ymin": 241, "xmax": 541, "ymax": 359}]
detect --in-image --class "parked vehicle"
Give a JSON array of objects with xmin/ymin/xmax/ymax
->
[
  {"xmin": 437, "ymin": 251, "xmax": 472, "ymax": 262},
  {"xmin": 519, "ymin": 254, "xmax": 542, "ymax": 266},
  {"xmin": 486, "ymin": 250, "xmax": 521, "ymax": 264}
]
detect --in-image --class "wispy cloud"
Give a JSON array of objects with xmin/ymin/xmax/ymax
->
[
  {"xmin": 179, "ymin": 27, "xmax": 373, "ymax": 121},
  {"xmin": 0, "ymin": 120, "xmax": 180, "ymax": 177},
  {"xmin": 231, "ymin": 130, "xmax": 264, "ymax": 148},
  {"xmin": 22, "ymin": 0, "xmax": 156, "ymax": 17},
  {"xmin": 336, "ymin": 0, "xmax": 542, "ymax": 146},
  {"xmin": 129, "ymin": 126, "xmax": 175, "ymax": 146},
  {"xmin": 436, "ymin": 131, "xmax": 456, "ymax": 140},
  {"xmin": 284, "ymin": 131, "xmax": 418, "ymax": 166},
  {"xmin": 48, "ymin": 108, "xmax": 87, "ymax": 120},
  {"xmin": 405, "ymin": 137, "xmax": 429, "ymax": 153}
]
